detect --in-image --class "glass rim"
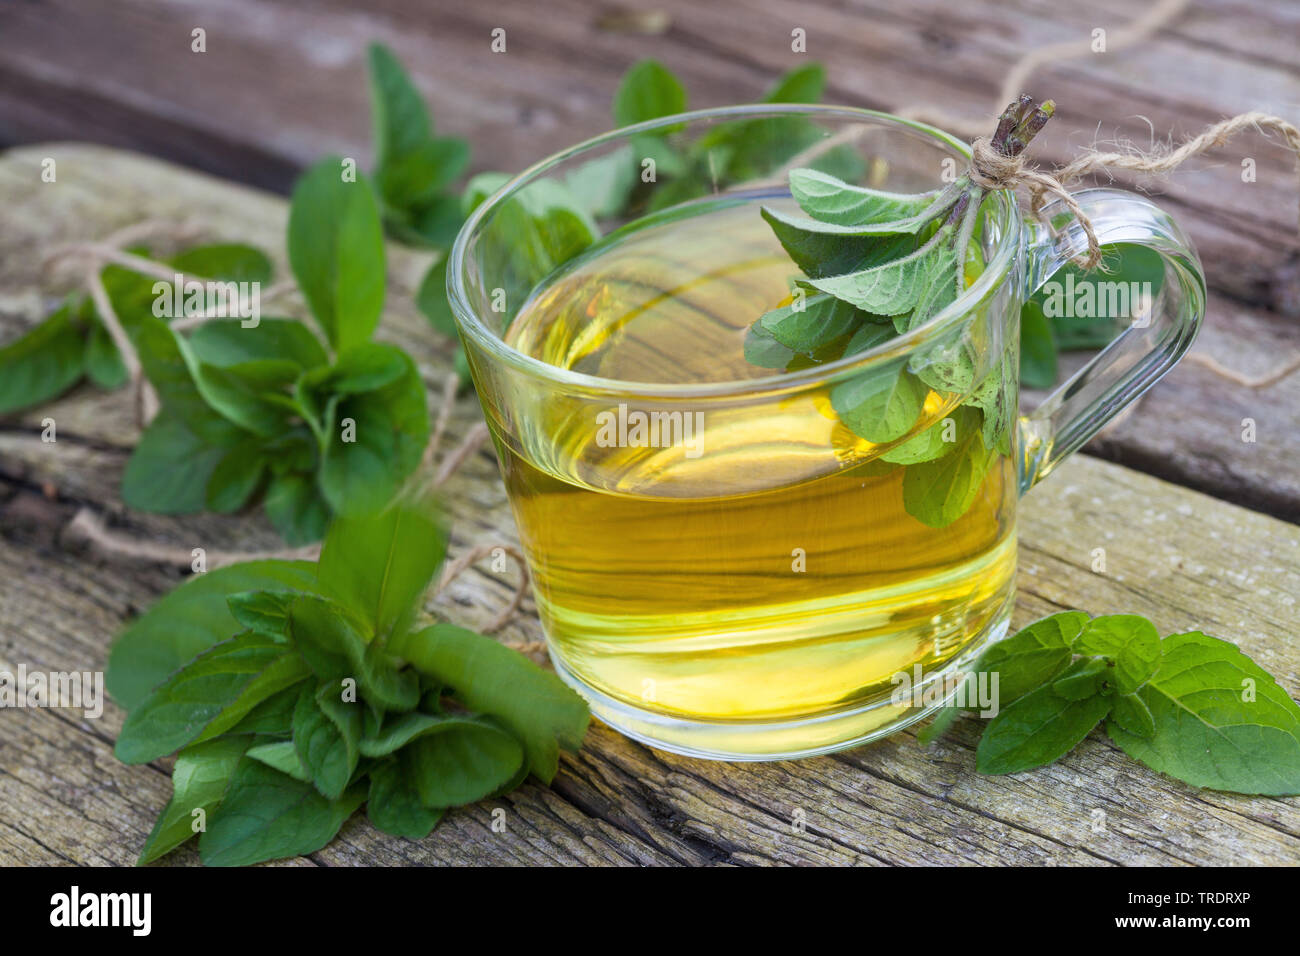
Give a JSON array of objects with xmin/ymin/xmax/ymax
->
[{"xmin": 446, "ymin": 103, "xmax": 1020, "ymax": 401}]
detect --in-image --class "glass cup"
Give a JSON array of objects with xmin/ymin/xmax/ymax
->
[{"xmin": 447, "ymin": 105, "xmax": 1206, "ymax": 760}]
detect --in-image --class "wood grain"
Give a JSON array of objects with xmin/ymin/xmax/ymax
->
[{"xmin": 0, "ymin": 144, "xmax": 1297, "ymax": 865}]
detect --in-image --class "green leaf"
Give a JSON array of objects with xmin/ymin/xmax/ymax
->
[
  {"xmin": 1107, "ymin": 631, "xmax": 1300, "ymax": 795},
  {"xmin": 137, "ymin": 736, "xmax": 250, "ymax": 865},
  {"xmin": 880, "ymin": 409, "xmax": 961, "ymax": 466},
  {"xmin": 1019, "ymin": 299, "xmax": 1058, "ymax": 389},
  {"xmin": 407, "ymin": 718, "xmax": 525, "ymax": 808},
  {"xmin": 758, "ymin": 293, "xmax": 860, "ymax": 354},
  {"xmin": 292, "ymin": 681, "xmax": 362, "ymax": 799},
  {"xmin": 1110, "ymin": 691, "xmax": 1156, "ymax": 739},
  {"xmin": 133, "ymin": 315, "xmax": 246, "ymax": 444},
  {"xmin": 895, "ymin": 246, "xmax": 959, "ymax": 333},
  {"xmin": 742, "ymin": 322, "xmax": 797, "ymax": 370},
  {"xmin": 612, "ymin": 59, "xmax": 686, "ymax": 128},
  {"xmin": 287, "ymin": 594, "xmax": 368, "ymax": 679},
  {"xmin": 360, "ymin": 711, "xmax": 471, "ymax": 757},
  {"xmin": 187, "ymin": 317, "xmax": 327, "ymax": 372},
  {"xmin": 415, "ymin": 257, "xmax": 455, "ymax": 337},
  {"xmin": 199, "ymin": 758, "xmax": 364, "ymax": 866},
  {"xmin": 246, "ymin": 739, "xmax": 312, "ymax": 782},
  {"xmin": 760, "ymin": 207, "xmax": 921, "ymax": 278},
  {"xmin": 228, "ymin": 684, "xmax": 301, "ymax": 737},
  {"xmin": 264, "ymin": 472, "xmax": 331, "ymax": 546},
  {"xmin": 121, "ymin": 411, "xmax": 229, "ymax": 515},
  {"xmin": 0, "ymin": 301, "xmax": 88, "ymax": 414},
  {"xmin": 392, "ymin": 623, "xmax": 589, "ymax": 781},
  {"xmin": 367, "ymin": 42, "xmax": 432, "ymax": 167},
  {"xmin": 288, "ymin": 157, "xmax": 386, "ymax": 352},
  {"xmin": 761, "ymin": 63, "xmax": 825, "ymax": 104},
  {"xmin": 170, "ymin": 243, "xmax": 273, "ymax": 286},
  {"xmin": 829, "ymin": 362, "xmax": 926, "ymax": 444},
  {"xmin": 811, "ymin": 228, "xmax": 955, "ymax": 316},
  {"xmin": 226, "ymin": 590, "xmax": 296, "ymax": 641},
  {"xmin": 205, "ymin": 440, "xmax": 266, "ymax": 513},
  {"xmin": 1074, "ymin": 614, "xmax": 1161, "ymax": 694},
  {"xmin": 115, "ymin": 633, "xmax": 309, "ymax": 764},
  {"xmin": 564, "ymin": 145, "xmax": 639, "ymax": 220},
  {"xmin": 367, "ymin": 755, "xmax": 444, "ymax": 839},
  {"xmin": 84, "ymin": 318, "xmax": 128, "ymax": 389},
  {"xmin": 377, "ymin": 138, "xmax": 469, "ymax": 209},
  {"xmin": 317, "ymin": 500, "xmax": 445, "ymax": 642},
  {"xmin": 788, "ymin": 168, "xmax": 938, "ymax": 226},
  {"xmin": 318, "ymin": 349, "xmax": 429, "ymax": 516},
  {"xmin": 901, "ymin": 415, "xmax": 995, "ymax": 528},
  {"xmin": 106, "ymin": 559, "xmax": 320, "ymax": 711},
  {"xmin": 977, "ymin": 611, "xmax": 1089, "ymax": 706},
  {"xmin": 976, "ymin": 684, "xmax": 1111, "ymax": 775},
  {"xmin": 1051, "ymin": 657, "xmax": 1112, "ymax": 701}
]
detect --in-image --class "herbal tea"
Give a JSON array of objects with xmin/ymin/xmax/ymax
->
[{"xmin": 495, "ymin": 195, "xmax": 1018, "ymax": 755}]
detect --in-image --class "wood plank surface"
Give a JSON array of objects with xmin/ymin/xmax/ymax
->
[
  {"xmin": 1, "ymin": 144, "xmax": 1298, "ymax": 866},
  {"xmin": 1, "ymin": 0, "xmax": 1296, "ymax": 524}
]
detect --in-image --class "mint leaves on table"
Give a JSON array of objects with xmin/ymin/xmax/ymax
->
[
  {"xmin": 922, "ymin": 611, "xmax": 1300, "ymax": 796},
  {"xmin": 115, "ymin": 156, "xmax": 428, "ymax": 544},
  {"xmin": 108, "ymin": 500, "xmax": 590, "ymax": 866}
]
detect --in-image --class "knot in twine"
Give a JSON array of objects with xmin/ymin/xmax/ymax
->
[{"xmin": 969, "ymin": 134, "xmax": 1106, "ymax": 270}]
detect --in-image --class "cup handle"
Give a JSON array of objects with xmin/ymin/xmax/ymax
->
[{"xmin": 1017, "ymin": 188, "xmax": 1208, "ymax": 492}]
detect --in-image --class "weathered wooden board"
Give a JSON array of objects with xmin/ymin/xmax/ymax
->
[
  {"xmin": 2, "ymin": 0, "xmax": 1297, "ymax": 522},
  {"xmin": 1, "ymin": 145, "xmax": 1298, "ymax": 866}
]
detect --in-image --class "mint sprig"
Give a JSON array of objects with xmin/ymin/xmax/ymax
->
[
  {"xmin": 923, "ymin": 611, "xmax": 1300, "ymax": 796},
  {"xmin": 745, "ymin": 97, "xmax": 1063, "ymax": 528},
  {"xmin": 108, "ymin": 500, "xmax": 590, "ymax": 866}
]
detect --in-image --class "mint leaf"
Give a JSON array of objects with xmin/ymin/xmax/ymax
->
[
  {"xmin": 264, "ymin": 472, "xmax": 332, "ymax": 546},
  {"xmin": 115, "ymin": 633, "xmax": 309, "ymax": 764},
  {"xmin": 317, "ymin": 347, "xmax": 429, "ymax": 517},
  {"xmin": 392, "ymin": 623, "xmax": 589, "ymax": 781},
  {"xmin": 169, "ymin": 243, "xmax": 273, "ymax": 286},
  {"xmin": 810, "ymin": 227, "xmax": 954, "ymax": 316},
  {"xmin": 1108, "ymin": 631, "xmax": 1300, "ymax": 795},
  {"xmin": 1074, "ymin": 614, "xmax": 1160, "ymax": 694},
  {"xmin": 121, "ymin": 411, "xmax": 230, "ymax": 515},
  {"xmin": 246, "ymin": 739, "xmax": 312, "ymax": 782},
  {"xmin": 1020, "ymin": 299, "xmax": 1058, "ymax": 389},
  {"xmin": 977, "ymin": 611, "xmax": 1089, "ymax": 705},
  {"xmin": 288, "ymin": 157, "xmax": 386, "ymax": 352},
  {"xmin": 0, "ymin": 300, "xmax": 88, "ymax": 414},
  {"xmin": 1110, "ymin": 691, "xmax": 1156, "ymax": 739},
  {"xmin": 976, "ymin": 684, "xmax": 1111, "ymax": 775},
  {"xmin": 758, "ymin": 294, "xmax": 860, "ymax": 354},
  {"xmin": 137, "ymin": 736, "xmax": 250, "ymax": 865},
  {"xmin": 292, "ymin": 681, "xmax": 362, "ymax": 799},
  {"xmin": 199, "ymin": 758, "xmax": 363, "ymax": 866},
  {"xmin": 829, "ymin": 362, "xmax": 926, "ymax": 444},
  {"xmin": 317, "ymin": 500, "xmax": 445, "ymax": 642},
  {"xmin": 408, "ymin": 717, "xmax": 525, "ymax": 808},
  {"xmin": 1051, "ymin": 657, "xmax": 1113, "ymax": 701},
  {"xmin": 106, "ymin": 559, "xmax": 319, "ymax": 710},
  {"xmin": 205, "ymin": 440, "xmax": 267, "ymax": 513},
  {"xmin": 367, "ymin": 755, "xmax": 443, "ymax": 839},
  {"xmin": 613, "ymin": 59, "xmax": 686, "ymax": 127},
  {"xmin": 901, "ymin": 415, "xmax": 995, "ymax": 528},
  {"xmin": 788, "ymin": 168, "xmax": 938, "ymax": 226},
  {"xmin": 761, "ymin": 63, "xmax": 825, "ymax": 104}
]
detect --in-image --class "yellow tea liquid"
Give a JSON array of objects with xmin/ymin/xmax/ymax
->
[{"xmin": 495, "ymin": 198, "xmax": 1017, "ymax": 756}]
